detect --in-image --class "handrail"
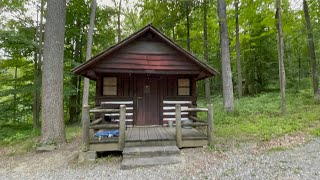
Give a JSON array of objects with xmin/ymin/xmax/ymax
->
[
  {"xmin": 82, "ymin": 104, "xmax": 126, "ymax": 152},
  {"xmin": 175, "ymin": 103, "xmax": 214, "ymax": 147},
  {"xmin": 89, "ymin": 108, "xmax": 120, "ymax": 113},
  {"xmin": 181, "ymin": 107, "xmax": 208, "ymax": 112}
]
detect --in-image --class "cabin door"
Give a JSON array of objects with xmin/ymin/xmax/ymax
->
[{"xmin": 136, "ymin": 77, "xmax": 160, "ymax": 125}]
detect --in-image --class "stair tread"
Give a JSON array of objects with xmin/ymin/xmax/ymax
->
[
  {"xmin": 121, "ymin": 155, "xmax": 182, "ymax": 170},
  {"xmin": 123, "ymin": 146, "xmax": 180, "ymax": 155}
]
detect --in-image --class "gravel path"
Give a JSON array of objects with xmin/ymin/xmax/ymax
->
[{"xmin": 1, "ymin": 136, "xmax": 319, "ymax": 180}]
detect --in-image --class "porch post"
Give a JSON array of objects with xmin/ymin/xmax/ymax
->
[
  {"xmin": 207, "ymin": 103, "xmax": 214, "ymax": 145},
  {"xmin": 175, "ymin": 104, "xmax": 182, "ymax": 148},
  {"xmin": 82, "ymin": 104, "xmax": 90, "ymax": 152},
  {"xmin": 119, "ymin": 105, "xmax": 126, "ymax": 150}
]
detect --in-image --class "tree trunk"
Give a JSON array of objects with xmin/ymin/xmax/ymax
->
[
  {"xmin": 33, "ymin": 4, "xmax": 40, "ymax": 128},
  {"xmin": 69, "ymin": 21, "xmax": 81, "ymax": 124},
  {"xmin": 13, "ymin": 66, "xmax": 18, "ymax": 121},
  {"xmin": 235, "ymin": 0, "xmax": 242, "ymax": 97},
  {"xmin": 33, "ymin": 0, "xmax": 44, "ymax": 129},
  {"xmin": 81, "ymin": 0, "xmax": 97, "ymax": 124},
  {"xmin": 203, "ymin": 0, "xmax": 211, "ymax": 104},
  {"xmin": 217, "ymin": 0, "xmax": 234, "ymax": 112},
  {"xmin": 186, "ymin": 0, "xmax": 190, "ymax": 51},
  {"xmin": 276, "ymin": 0, "xmax": 286, "ymax": 114},
  {"xmin": 117, "ymin": 0, "xmax": 122, "ymax": 42},
  {"xmin": 303, "ymin": 0, "xmax": 320, "ymax": 102},
  {"xmin": 41, "ymin": 0, "xmax": 67, "ymax": 145}
]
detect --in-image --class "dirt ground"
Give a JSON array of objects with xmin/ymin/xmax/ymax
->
[{"xmin": 0, "ymin": 132, "xmax": 318, "ymax": 180}]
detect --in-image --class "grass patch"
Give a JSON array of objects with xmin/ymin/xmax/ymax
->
[
  {"xmin": 66, "ymin": 124, "xmax": 82, "ymax": 142},
  {"xmin": 0, "ymin": 122, "xmax": 81, "ymax": 154},
  {"xmin": 268, "ymin": 146, "xmax": 288, "ymax": 152},
  {"xmin": 309, "ymin": 128, "xmax": 320, "ymax": 136},
  {"xmin": 198, "ymin": 88, "xmax": 320, "ymax": 142}
]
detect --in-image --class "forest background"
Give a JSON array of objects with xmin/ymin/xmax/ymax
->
[{"xmin": 1, "ymin": 0, "xmax": 320, "ymax": 150}]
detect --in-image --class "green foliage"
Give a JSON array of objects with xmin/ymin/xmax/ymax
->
[
  {"xmin": 198, "ymin": 84, "xmax": 320, "ymax": 142},
  {"xmin": 0, "ymin": 122, "xmax": 81, "ymax": 154},
  {"xmin": 0, "ymin": 122, "xmax": 38, "ymax": 146},
  {"xmin": 65, "ymin": 124, "xmax": 82, "ymax": 142},
  {"xmin": 310, "ymin": 128, "xmax": 320, "ymax": 136}
]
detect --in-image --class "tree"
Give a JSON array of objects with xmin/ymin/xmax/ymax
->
[
  {"xmin": 303, "ymin": 0, "xmax": 320, "ymax": 102},
  {"xmin": 203, "ymin": 0, "xmax": 211, "ymax": 104},
  {"xmin": 217, "ymin": 0, "xmax": 234, "ymax": 112},
  {"xmin": 186, "ymin": 0, "xmax": 191, "ymax": 51},
  {"xmin": 81, "ymin": 0, "xmax": 97, "ymax": 126},
  {"xmin": 234, "ymin": 0, "xmax": 242, "ymax": 97},
  {"xmin": 40, "ymin": 0, "xmax": 67, "ymax": 145},
  {"xmin": 33, "ymin": 0, "xmax": 45, "ymax": 129},
  {"xmin": 276, "ymin": 0, "xmax": 286, "ymax": 113},
  {"xmin": 117, "ymin": 0, "xmax": 122, "ymax": 42}
]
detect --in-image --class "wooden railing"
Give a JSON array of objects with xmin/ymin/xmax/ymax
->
[
  {"xmin": 175, "ymin": 104, "xmax": 214, "ymax": 148},
  {"xmin": 82, "ymin": 104, "xmax": 126, "ymax": 152}
]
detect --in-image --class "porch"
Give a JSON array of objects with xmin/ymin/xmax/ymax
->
[
  {"xmin": 82, "ymin": 104, "xmax": 213, "ymax": 152},
  {"xmin": 89, "ymin": 126, "xmax": 208, "ymax": 152}
]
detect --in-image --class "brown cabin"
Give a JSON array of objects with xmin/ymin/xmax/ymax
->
[{"xmin": 73, "ymin": 25, "xmax": 217, "ymax": 161}]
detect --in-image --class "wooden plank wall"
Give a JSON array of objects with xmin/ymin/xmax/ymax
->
[
  {"xmin": 92, "ymin": 35, "xmax": 202, "ymax": 74},
  {"xmin": 95, "ymin": 73, "xmax": 197, "ymax": 126}
]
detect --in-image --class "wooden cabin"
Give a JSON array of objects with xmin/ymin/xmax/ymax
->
[{"xmin": 72, "ymin": 25, "xmax": 218, "ymax": 157}]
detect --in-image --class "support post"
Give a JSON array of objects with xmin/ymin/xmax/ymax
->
[
  {"xmin": 82, "ymin": 105, "xmax": 90, "ymax": 152},
  {"xmin": 119, "ymin": 105, "xmax": 126, "ymax": 150},
  {"xmin": 175, "ymin": 104, "xmax": 182, "ymax": 148},
  {"xmin": 207, "ymin": 104, "xmax": 214, "ymax": 145}
]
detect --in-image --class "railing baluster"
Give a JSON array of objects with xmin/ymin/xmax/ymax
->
[
  {"xmin": 82, "ymin": 105, "xmax": 90, "ymax": 152},
  {"xmin": 175, "ymin": 104, "xmax": 182, "ymax": 148},
  {"xmin": 207, "ymin": 104, "xmax": 214, "ymax": 145},
  {"xmin": 119, "ymin": 105, "xmax": 126, "ymax": 150}
]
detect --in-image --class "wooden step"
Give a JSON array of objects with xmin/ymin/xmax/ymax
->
[
  {"xmin": 125, "ymin": 140, "xmax": 176, "ymax": 147},
  {"xmin": 122, "ymin": 146, "xmax": 180, "ymax": 158},
  {"xmin": 121, "ymin": 146, "xmax": 182, "ymax": 169},
  {"xmin": 121, "ymin": 155, "xmax": 182, "ymax": 170}
]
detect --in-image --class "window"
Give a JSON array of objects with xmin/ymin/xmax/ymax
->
[
  {"xmin": 103, "ymin": 77, "xmax": 117, "ymax": 95},
  {"xmin": 178, "ymin": 78, "xmax": 190, "ymax": 96}
]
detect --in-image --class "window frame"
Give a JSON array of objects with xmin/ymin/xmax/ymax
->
[
  {"xmin": 102, "ymin": 77, "xmax": 118, "ymax": 96},
  {"xmin": 177, "ymin": 78, "xmax": 191, "ymax": 96}
]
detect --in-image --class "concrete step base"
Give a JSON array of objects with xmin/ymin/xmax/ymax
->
[
  {"xmin": 123, "ymin": 145, "xmax": 180, "ymax": 158},
  {"xmin": 121, "ymin": 155, "xmax": 182, "ymax": 170},
  {"xmin": 121, "ymin": 145, "xmax": 182, "ymax": 169}
]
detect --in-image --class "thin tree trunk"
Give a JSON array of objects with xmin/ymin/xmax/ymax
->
[
  {"xmin": 13, "ymin": 66, "xmax": 18, "ymax": 121},
  {"xmin": 298, "ymin": 50, "xmax": 301, "ymax": 90},
  {"xmin": 69, "ymin": 21, "xmax": 81, "ymax": 124},
  {"xmin": 303, "ymin": 0, "xmax": 320, "ymax": 102},
  {"xmin": 117, "ymin": 0, "xmax": 122, "ymax": 42},
  {"xmin": 81, "ymin": 0, "xmax": 97, "ymax": 124},
  {"xmin": 235, "ymin": 0, "xmax": 242, "ymax": 97},
  {"xmin": 276, "ymin": 0, "xmax": 286, "ymax": 114},
  {"xmin": 203, "ymin": 0, "xmax": 211, "ymax": 104},
  {"xmin": 33, "ymin": 4, "xmax": 40, "ymax": 128},
  {"xmin": 33, "ymin": 0, "xmax": 44, "ymax": 129},
  {"xmin": 41, "ymin": 0, "xmax": 67, "ymax": 145},
  {"xmin": 186, "ymin": 0, "xmax": 190, "ymax": 51},
  {"xmin": 217, "ymin": 0, "xmax": 234, "ymax": 112}
]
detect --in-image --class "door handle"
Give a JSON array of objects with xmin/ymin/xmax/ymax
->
[{"xmin": 137, "ymin": 97, "xmax": 142, "ymax": 108}]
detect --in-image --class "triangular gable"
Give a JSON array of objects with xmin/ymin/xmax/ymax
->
[{"xmin": 72, "ymin": 24, "xmax": 218, "ymax": 80}]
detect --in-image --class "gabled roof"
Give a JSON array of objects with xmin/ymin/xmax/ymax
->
[{"xmin": 72, "ymin": 24, "xmax": 219, "ymax": 79}]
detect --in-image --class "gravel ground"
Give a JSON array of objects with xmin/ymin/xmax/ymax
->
[{"xmin": 0, "ymin": 136, "xmax": 319, "ymax": 180}]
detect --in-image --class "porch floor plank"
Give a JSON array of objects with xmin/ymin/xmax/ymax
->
[{"xmin": 91, "ymin": 127, "xmax": 207, "ymax": 144}]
